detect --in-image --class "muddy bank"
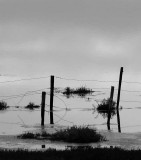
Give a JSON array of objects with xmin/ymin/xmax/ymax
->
[
  {"xmin": 100, "ymin": 131, "xmax": 141, "ymax": 150},
  {"xmin": 0, "ymin": 129, "xmax": 141, "ymax": 150}
]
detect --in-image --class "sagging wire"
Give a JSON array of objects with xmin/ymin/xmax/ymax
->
[
  {"xmin": 55, "ymin": 76, "xmax": 119, "ymax": 83},
  {"xmin": 17, "ymin": 115, "xmax": 26, "ymax": 126},
  {"xmin": 0, "ymin": 76, "xmax": 50, "ymax": 84},
  {"xmin": 45, "ymin": 110, "xmax": 74, "ymax": 125}
]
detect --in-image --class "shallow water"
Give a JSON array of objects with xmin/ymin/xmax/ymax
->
[
  {"xmin": 0, "ymin": 85, "xmax": 141, "ymax": 137},
  {"xmin": 0, "ymin": 94, "xmax": 140, "ymax": 136}
]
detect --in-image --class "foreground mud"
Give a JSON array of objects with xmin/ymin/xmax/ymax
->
[{"xmin": 0, "ymin": 129, "xmax": 141, "ymax": 150}]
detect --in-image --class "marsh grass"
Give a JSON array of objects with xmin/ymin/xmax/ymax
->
[
  {"xmin": 0, "ymin": 101, "xmax": 9, "ymax": 110},
  {"xmin": 50, "ymin": 126, "xmax": 105, "ymax": 143},
  {"xmin": 18, "ymin": 132, "xmax": 40, "ymax": 139},
  {"xmin": 25, "ymin": 102, "xmax": 40, "ymax": 110},
  {"xmin": 0, "ymin": 147, "xmax": 141, "ymax": 160},
  {"xmin": 18, "ymin": 126, "xmax": 106, "ymax": 143},
  {"xmin": 97, "ymin": 98, "xmax": 116, "ymax": 118},
  {"xmin": 63, "ymin": 86, "xmax": 93, "ymax": 98}
]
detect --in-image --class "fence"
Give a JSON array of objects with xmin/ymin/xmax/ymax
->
[{"xmin": 1, "ymin": 67, "xmax": 141, "ymax": 134}]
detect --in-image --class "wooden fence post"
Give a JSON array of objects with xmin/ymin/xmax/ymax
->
[
  {"xmin": 107, "ymin": 86, "xmax": 114, "ymax": 130},
  {"xmin": 50, "ymin": 75, "xmax": 54, "ymax": 124},
  {"xmin": 116, "ymin": 67, "xmax": 123, "ymax": 133},
  {"xmin": 41, "ymin": 91, "xmax": 46, "ymax": 126}
]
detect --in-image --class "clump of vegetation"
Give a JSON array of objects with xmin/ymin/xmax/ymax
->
[
  {"xmin": 63, "ymin": 86, "xmax": 93, "ymax": 98},
  {"xmin": 18, "ymin": 126, "xmax": 106, "ymax": 143},
  {"xmin": 97, "ymin": 98, "xmax": 116, "ymax": 118},
  {"xmin": 50, "ymin": 126, "xmax": 105, "ymax": 143},
  {"xmin": 18, "ymin": 131, "xmax": 51, "ymax": 139},
  {"xmin": 0, "ymin": 101, "xmax": 9, "ymax": 110},
  {"xmin": 25, "ymin": 102, "xmax": 40, "ymax": 110},
  {"xmin": 18, "ymin": 132, "xmax": 40, "ymax": 139}
]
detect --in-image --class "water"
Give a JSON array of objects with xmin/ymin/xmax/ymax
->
[
  {"xmin": 0, "ymin": 91, "xmax": 140, "ymax": 135},
  {"xmin": 0, "ymin": 74, "xmax": 141, "ymax": 135},
  {"xmin": 0, "ymin": 91, "xmax": 141, "ymax": 150}
]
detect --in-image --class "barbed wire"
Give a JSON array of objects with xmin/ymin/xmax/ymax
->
[
  {"xmin": 53, "ymin": 112, "xmax": 74, "ymax": 125},
  {"xmin": 120, "ymin": 100, "xmax": 141, "ymax": 103},
  {"xmin": 0, "ymin": 92, "xmax": 41, "ymax": 101},
  {"xmin": 1, "ymin": 74, "xmax": 141, "ymax": 130},
  {"xmin": 45, "ymin": 109, "xmax": 73, "ymax": 125},
  {"xmin": 0, "ymin": 88, "xmax": 50, "ymax": 98},
  {"xmin": 4, "ymin": 109, "xmax": 41, "ymax": 111},
  {"xmin": 123, "ymin": 81, "xmax": 141, "ymax": 85},
  {"xmin": 1, "ymin": 74, "xmax": 141, "ymax": 88},
  {"xmin": 121, "ymin": 89, "xmax": 141, "ymax": 93},
  {"xmin": 46, "ymin": 105, "xmax": 68, "ymax": 112},
  {"xmin": 0, "ymin": 121, "xmax": 22, "ymax": 125},
  {"xmin": 55, "ymin": 75, "xmax": 141, "ymax": 85},
  {"xmin": 0, "ymin": 76, "xmax": 50, "ymax": 84},
  {"xmin": 53, "ymin": 94, "xmax": 68, "ymax": 110},
  {"xmin": 55, "ymin": 76, "xmax": 119, "ymax": 83},
  {"xmin": 0, "ymin": 87, "xmax": 50, "ymax": 102},
  {"xmin": 5, "ymin": 103, "xmax": 141, "ymax": 112}
]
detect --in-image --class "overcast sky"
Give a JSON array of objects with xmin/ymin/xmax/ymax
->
[
  {"xmin": 0, "ymin": 0, "xmax": 141, "ymax": 81},
  {"xmin": 1, "ymin": 0, "xmax": 141, "ymax": 129}
]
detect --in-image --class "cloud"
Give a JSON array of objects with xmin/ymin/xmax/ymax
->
[
  {"xmin": 89, "ymin": 37, "xmax": 126, "ymax": 57},
  {"xmin": 0, "ymin": 0, "xmax": 141, "ymax": 77},
  {"xmin": 0, "ymin": 0, "xmax": 141, "ymax": 34}
]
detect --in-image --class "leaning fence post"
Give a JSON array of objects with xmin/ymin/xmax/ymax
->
[
  {"xmin": 107, "ymin": 86, "xmax": 114, "ymax": 130},
  {"xmin": 116, "ymin": 67, "xmax": 123, "ymax": 133},
  {"xmin": 41, "ymin": 91, "xmax": 46, "ymax": 126},
  {"xmin": 50, "ymin": 75, "xmax": 54, "ymax": 124}
]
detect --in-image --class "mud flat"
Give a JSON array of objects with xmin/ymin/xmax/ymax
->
[{"xmin": 0, "ymin": 127, "xmax": 141, "ymax": 150}]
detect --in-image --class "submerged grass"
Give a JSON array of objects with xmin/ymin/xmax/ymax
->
[
  {"xmin": 0, "ymin": 101, "xmax": 9, "ymax": 110},
  {"xmin": 25, "ymin": 102, "xmax": 40, "ymax": 110},
  {"xmin": 63, "ymin": 86, "xmax": 93, "ymax": 97},
  {"xmin": 97, "ymin": 98, "xmax": 116, "ymax": 118},
  {"xmin": 0, "ymin": 147, "xmax": 141, "ymax": 160},
  {"xmin": 18, "ymin": 126, "xmax": 106, "ymax": 143}
]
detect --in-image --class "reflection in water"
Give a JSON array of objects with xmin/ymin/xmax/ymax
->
[
  {"xmin": 0, "ymin": 87, "xmax": 123, "ymax": 135},
  {"xmin": 96, "ymin": 98, "xmax": 122, "ymax": 132},
  {"xmin": 117, "ymin": 109, "xmax": 121, "ymax": 133},
  {"xmin": 61, "ymin": 87, "xmax": 122, "ymax": 132},
  {"xmin": 96, "ymin": 99, "xmax": 117, "ymax": 119}
]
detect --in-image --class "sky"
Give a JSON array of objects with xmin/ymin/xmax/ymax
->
[
  {"xmin": 1, "ymin": 0, "xmax": 141, "ymax": 105},
  {"xmin": 1, "ymin": 0, "xmax": 141, "ymax": 76}
]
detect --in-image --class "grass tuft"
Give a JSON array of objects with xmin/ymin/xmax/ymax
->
[
  {"xmin": 25, "ymin": 102, "xmax": 40, "ymax": 110},
  {"xmin": 18, "ymin": 126, "xmax": 106, "ymax": 143},
  {"xmin": 97, "ymin": 98, "xmax": 116, "ymax": 118},
  {"xmin": 63, "ymin": 86, "xmax": 93, "ymax": 98},
  {"xmin": 0, "ymin": 101, "xmax": 9, "ymax": 110},
  {"xmin": 18, "ymin": 132, "xmax": 40, "ymax": 139},
  {"xmin": 50, "ymin": 126, "xmax": 106, "ymax": 143}
]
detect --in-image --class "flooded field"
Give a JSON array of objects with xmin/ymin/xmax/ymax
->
[
  {"xmin": 0, "ymin": 89, "xmax": 141, "ymax": 135},
  {"xmin": 0, "ymin": 76, "xmax": 141, "ymax": 150}
]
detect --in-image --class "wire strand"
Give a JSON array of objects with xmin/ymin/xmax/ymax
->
[
  {"xmin": 55, "ymin": 76, "xmax": 118, "ymax": 83},
  {"xmin": 0, "ymin": 76, "xmax": 50, "ymax": 84}
]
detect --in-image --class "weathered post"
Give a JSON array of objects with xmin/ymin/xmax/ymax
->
[
  {"xmin": 50, "ymin": 75, "xmax": 54, "ymax": 124},
  {"xmin": 107, "ymin": 86, "xmax": 114, "ymax": 130},
  {"xmin": 41, "ymin": 91, "xmax": 46, "ymax": 126},
  {"xmin": 116, "ymin": 67, "xmax": 123, "ymax": 133}
]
